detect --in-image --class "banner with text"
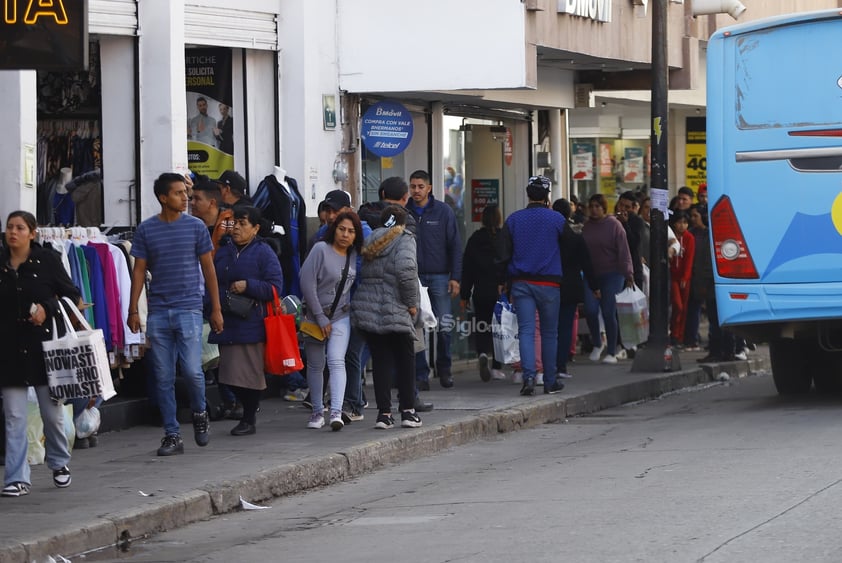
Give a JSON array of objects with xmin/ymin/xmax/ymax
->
[{"xmin": 186, "ymin": 48, "xmax": 234, "ymax": 179}]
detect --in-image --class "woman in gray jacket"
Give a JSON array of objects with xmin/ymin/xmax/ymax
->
[{"xmin": 351, "ymin": 206, "xmax": 422, "ymax": 429}]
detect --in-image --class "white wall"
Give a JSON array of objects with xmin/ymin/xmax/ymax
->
[
  {"xmin": 100, "ymin": 35, "xmax": 137, "ymax": 227},
  {"xmin": 242, "ymin": 49, "xmax": 278, "ymax": 190},
  {"xmin": 278, "ymin": 0, "xmax": 343, "ymax": 215},
  {"xmin": 338, "ymin": 0, "xmax": 528, "ymax": 93},
  {"xmin": 0, "ymin": 71, "xmax": 37, "ymax": 219}
]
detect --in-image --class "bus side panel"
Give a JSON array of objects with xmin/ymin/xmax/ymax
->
[{"xmin": 708, "ymin": 16, "xmax": 842, "ymax": 329}]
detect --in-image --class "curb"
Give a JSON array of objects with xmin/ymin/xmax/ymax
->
[{"xmin": 3, "ymin": 357, "xmax": 768, "ymax": 562}]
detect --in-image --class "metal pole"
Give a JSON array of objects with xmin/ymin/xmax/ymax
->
[{"xmin": 632, "ymin": 0, "xmax": 680, "ymax": 372}]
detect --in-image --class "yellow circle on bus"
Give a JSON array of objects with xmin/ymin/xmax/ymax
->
[{"xmin": 832, "ymin": 192, "xmax": 842, "ymax": 235}]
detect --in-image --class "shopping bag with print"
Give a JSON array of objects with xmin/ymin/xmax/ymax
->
[
  {"xmin": 615, "ymin": 285, "xmax": 649, "ymax": 346},
  {"xmin": 492, "ymin": 293, "xmax": 520, "ymax": 365},
  {"xmin": 42, "ymin": 297, "xmax": 117, "ymax": 403},
  {"xmin": 264, "ymin": 287, "xmax": 304, "ymax": 375}
]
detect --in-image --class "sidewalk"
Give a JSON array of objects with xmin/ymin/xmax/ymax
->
[{"xmin": 0, "ymin": 347, "xmax": 769, "ymax": 563}]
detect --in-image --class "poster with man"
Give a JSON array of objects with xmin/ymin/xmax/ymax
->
[{"xmin": 186, "ymin": 48, "xmax": 234, "ymax": 178}]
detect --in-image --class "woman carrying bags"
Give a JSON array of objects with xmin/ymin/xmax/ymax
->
[
  {"xmin": 209, "ymin": 206, "xmax": 283, "ymax": 436},
  {"xmin": 300, "ymin": 211, "xmax": 363, "ymax": 431},
  {"xmin": 0, "ymin": 211, "xmax": 81, "ymax": 497}
]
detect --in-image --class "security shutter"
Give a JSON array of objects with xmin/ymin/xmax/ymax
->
[
  {"xmin": 184, "ymin": 5, "xmax": 278, "ymax": 50},
  {"xmin": 89, "ymin": 0, "xmax": 138, "ymax": 36}
]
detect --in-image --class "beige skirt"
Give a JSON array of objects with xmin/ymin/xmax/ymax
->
[{"xmin": 217, "ymin": 343, "xmax": 267, "ymax": 390}]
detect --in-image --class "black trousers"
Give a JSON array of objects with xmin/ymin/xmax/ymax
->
[
  {"xmin": 472, "ymin": 296, "xmax": 503, "ymax": 369},
  {"xmin": 362, "ymin": 331, "xmax": 416, "ymax": 413},
  {"xmin": 228, "ymin": 385, "xmax": 261, "ymax": 425}
]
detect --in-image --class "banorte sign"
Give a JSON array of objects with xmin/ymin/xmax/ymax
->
[
  {"xmin": 1, "ymin": 0, "xmax": 89, "ymax": 71},
  {"xmin": 557, "ymin": 0, "xmax": 612, "ymax": 23}
]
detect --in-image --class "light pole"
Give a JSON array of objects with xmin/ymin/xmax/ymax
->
[{"xmin": 632, "ymin": 0, "xmax": 675, "ymax": 372}]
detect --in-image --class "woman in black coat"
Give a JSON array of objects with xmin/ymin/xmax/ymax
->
[
  {"xmin": 0, "ymin": 211, "xmax": 81, "ymax": 497},
  {"xmin": 553, "ymin": 199, "xmax": 598, "ymax": 377},
  {"xmin": 460, "ymin": 205, "xmax": 506, "ymax": 382}
]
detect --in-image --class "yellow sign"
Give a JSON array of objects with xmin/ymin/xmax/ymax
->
[
  {"xmin": 685, "ymin": 116, "xmax": 707, "ymax": 190},
  {"xmin": 1, "ymin": 0, "xmax": 87, "ymax": 71},
  {"xmin": 4, "ymin": 0, "xmax": 68, "ymax": 24}
]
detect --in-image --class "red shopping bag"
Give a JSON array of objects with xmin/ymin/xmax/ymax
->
[{"xmin": 264, "ymin": 288, "xmax": 304, "ymax": 375}]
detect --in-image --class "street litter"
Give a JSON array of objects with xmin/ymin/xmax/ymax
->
[
  {"xmin": 240, "ymin": 496, "xmax": 270, "ymax": 510},
  {"xmin": 717, "ymin": 372, "xmax": 730, "ymax": 382},
  {"xmin": 138, "ymin": 490, "xmax": 154, "ymax": 497}
]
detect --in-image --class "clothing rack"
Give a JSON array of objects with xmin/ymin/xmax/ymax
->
[{"xmin": 37, "ymin": 119, "xmax": 100, "ymax": 139}]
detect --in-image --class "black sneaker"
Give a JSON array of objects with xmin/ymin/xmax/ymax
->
[
  {"xmin": 230, "ymin": 421, "xmax": 256, "ymax": 436},
  {"xmin": 375, "ymin": 413, "xmax": 395, "ymax": 429},
  {"xmin": 439, "ymin": 373, "xmax": 454, "ymax": 388},
  {"xmin": 520, "ymin": 378, "xmax": 536, "ymax": 396},
  {"xmin": 75, "ymin": 437, "xmax": 90, "ymax": 449},
  {"xmin": 400, "ymin": 410, "xmax": 422, "ymax": 428},
  {"xmin": 544, "ymin": 380, "xmax": 565, "ymax": 395},
  {"xmin": 193, "ymin": 411, "xmax": 210, "ymax": 447},
  {"xmin": 52, "ymin": 466, "xmax": 71, "ymax": 488},
  {"xmin": 478, "ymin": 353, "xmax": 491, "ymax": 382},
  {"xmin": 157, "ymin": 434, "xmax": 184, "ymax": 456},
  {"xmin": 413, "ymin": 397, "xmax": 435, "ymax": 412},
  {"xmin": 1, "ymin": 482, "xmax": 31, "ymax": 497}
]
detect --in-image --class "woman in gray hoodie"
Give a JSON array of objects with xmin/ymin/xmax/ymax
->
[{"xmin": 351, "ymin": 206, "xmax": 422, "ymax": 429}]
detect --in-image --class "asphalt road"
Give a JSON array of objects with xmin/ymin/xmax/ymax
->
[{"xmin": 99, "ymin": 371, "xmax": 842, "ymax": 563}]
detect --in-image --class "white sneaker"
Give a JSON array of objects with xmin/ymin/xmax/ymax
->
[
  {"xmin": 588, "ymin": 346, "xmax": 604, "ymax": 362},
  {"xmin": 307, "ymin": 413, "xmax": 325, "ymax": 429},
  {"xmin": 734, "ymin": 351, "xmax": 747, "ymax": 361},
  {"xmin": 512, "ymin": 371, "xmax": 523, "ymax": 384},
  {"xmin": 535, "ymin": 372, "xmax": 544, "ymax": 386},
  {"xmin": 615, "ymin": 349, "xmax": 628, "ymax": 360},
  {"xmin": 490, "ymin": 369, "xmax": 507, "ymax": 380},
  {"xmin": 557, "ymin": 372, "xmax": 573, "ymax": 379},
  {"xmin": 601, "ymin": 354, "xmax": 618, "ymax": 364}
]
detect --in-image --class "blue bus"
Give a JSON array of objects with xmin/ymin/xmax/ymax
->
[{"xmin": 706, "ymin": 9, "xmax": 842, "ymax": 394}]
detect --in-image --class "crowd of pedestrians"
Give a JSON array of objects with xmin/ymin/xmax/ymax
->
[{"xmin": 1, "ymin": 169, "xmax": 742, "ymax": 498}]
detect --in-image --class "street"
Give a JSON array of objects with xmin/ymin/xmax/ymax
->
[{"xmin": 100, "ymin": 372, "xmax": 842, "ymax": 563}]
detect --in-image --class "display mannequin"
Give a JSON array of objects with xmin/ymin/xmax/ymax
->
[
  {"xmin": 57, "ymin": 167, "xmax": 72, "ymax": 194},
  {"xmin": 274, "ymin": 166, "xmax": 291, "ymax": 193}
]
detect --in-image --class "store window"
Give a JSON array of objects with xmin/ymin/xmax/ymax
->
[
  {"xmin": 36, "ymin": 41, "xmax": 103, "ymax": 227},
  {"xmin": 570, "ymin": 137, "xmax": 650, "ymax": 207}
]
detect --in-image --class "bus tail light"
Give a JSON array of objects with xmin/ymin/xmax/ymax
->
[{"xmin": 710, "ymin": 196, "xmax": 759, "ymax": 279}]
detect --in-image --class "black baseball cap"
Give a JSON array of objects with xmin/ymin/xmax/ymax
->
[
  {"xmin": 217, "ymin": 170, "xmax": 247, "ymax": 195},
  {"xmin": 324, "ymin": 189, "xmax": 351, "ymax": 211}
]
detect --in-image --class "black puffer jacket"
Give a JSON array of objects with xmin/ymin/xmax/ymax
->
[
  {"xmin": 0, "ymin": 243, "xmax": 81, "ymax": 387},
  {"xmin": 461, "ymin": 227, "xmax": 503, "ymax": 303}
]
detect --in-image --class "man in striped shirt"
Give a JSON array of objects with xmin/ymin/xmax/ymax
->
[{"xmin": 128, "ymin": 173, "xmax": 223, "ymax": 456}]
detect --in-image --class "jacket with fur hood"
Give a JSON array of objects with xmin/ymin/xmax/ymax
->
[{"xmin": 351, "ymin": 225, "xmax": 418, "ymax": 335}]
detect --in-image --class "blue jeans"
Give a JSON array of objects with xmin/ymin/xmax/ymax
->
[
  {"xmin": 146, "ymin": 309, "xmax": 206, "ymax": 436},
  {"xmin": 304, "ymin": 316, "xmax": 351, "ymax": 414},
  {"xmin": 343, "ymin": 326, "xmax": 368, "ymax": 412},
  {"xmin": 583, "ymin": 273, "xmax": 626, "ymax": 356},
  {"xmin": 511, "ymin": 281, "xmax": 560, "ymax": 387},
  {"xmin": 3, "ymin": 386, "xmax": 70, "ymax": 486},
  {"xmin": 556, "ymin": 301, "xmax": 578, "ymax": 373},
  {"xmin": 416, "ymin": 273, "xmax": 453, "ymax": 382}
]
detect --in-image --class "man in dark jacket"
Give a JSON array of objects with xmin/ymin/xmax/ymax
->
[{"xmin": 406, "ymin": 170, "xmax": 462, "ymax": 389}]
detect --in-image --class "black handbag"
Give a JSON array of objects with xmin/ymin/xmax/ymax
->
[{"xmin": 222, "ymin": 291, "xmax": 257, "ymax": 319}]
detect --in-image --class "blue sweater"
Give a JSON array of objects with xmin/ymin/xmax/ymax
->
[
  {"xmin": 407, "ymin": 195, "xmax": 462, "ymax": 281},
  {"xmin": 503, "ymin": 204, "xmax": 566, "ymax": 283}
]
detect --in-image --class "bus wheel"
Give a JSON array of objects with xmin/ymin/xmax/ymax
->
[
  {"xmin": 770, "ymin": 339, "xmax": 813, "ymax": 395},
  {"xmin": 809, "ymin": 344, "xmax": 842, "ymax": 394}
]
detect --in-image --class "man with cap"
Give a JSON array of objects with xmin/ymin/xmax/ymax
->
[
  {"xmin": 495, "ymin": 176, "xmax": 566, "ymax": 396},
  {"xmin": 217, "ymin": 170, "xmax": 252, "ymax": 209}
]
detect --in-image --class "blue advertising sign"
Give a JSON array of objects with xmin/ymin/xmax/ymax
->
[{"xmin": 361, "ymin": 101, "xmax": 414, "ymax": 158}]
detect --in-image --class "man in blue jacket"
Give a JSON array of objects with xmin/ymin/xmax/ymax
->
[{"xmin": 406, "ymin": 170, "xmax": 462, "ymax": 389}]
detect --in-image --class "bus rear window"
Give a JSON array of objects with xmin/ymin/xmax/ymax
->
[{"xmin": 735, "ymin": 20, "xmax": 842, "ymax": 130}]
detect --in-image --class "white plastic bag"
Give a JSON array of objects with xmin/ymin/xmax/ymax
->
[
  {"xmin": 492, "ymin": 295, "xmax": 520, "ymax": 365},
  {"xmin": 615, "ymin": 285, "xmax": 649, "ymax": 346},
  {"xmin": 74, "ymin": 406, "xmax": 101, "ymax": 439},
  {"xmin": 418, "ymin": 280, "xmax": 437, "ymax": 329}
]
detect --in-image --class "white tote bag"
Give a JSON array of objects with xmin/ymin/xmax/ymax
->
[
  {"xmin": 492, "ymin": 295, "xmax": 520, "ymax": 365},
  {"xmin": 418, "ymin": 279, "xmax": 438, "ymax": 329},
  {"xmin": 615, "ymin": 285, "xmax": 650, "ymax": 346},
  {"xmin": 42, "ymin": 297, "xmax": 117, "ymax": 403}
]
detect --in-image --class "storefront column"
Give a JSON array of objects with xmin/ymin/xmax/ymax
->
[
  {"xmin": 431, "ymin": 102, "xmax": 445, "ymax": 199},
  {"xmin": 0, "ymin": 71, "xmax": 37, "ymax": 218},
  {"xmin": 549, "ymin": 108, "xmax": 565, "ymax": 200},
  {"xmin": 137, "ymin": 0, "xmax": 187, "ymax": 219}
]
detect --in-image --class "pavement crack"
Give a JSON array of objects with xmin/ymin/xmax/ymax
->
[
  {"xmin": 696, "ymin": 476, "xmax": 842, "ymax": 561},
  {"xmin": 634, "ymin": 462, "xmax": 677, "ymax": 479}
]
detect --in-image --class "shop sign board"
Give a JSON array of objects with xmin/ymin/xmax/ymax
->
[
  {"xmin": 471, "ymin": 179, "xmax": 499, "ymax": 222},
  {"xmin": 0, "ymin": 0, "xmax": 88, "ymax": 70},
  {"xmin": 361, "ymin": 101, "xmax": 413, "ymax": 158},
  {"xmin": 685, "ymin": 116, "xmax": 707, "ymax": 190},
  {"xmin": 504, "ymin": 128, "xmax": 514, "ymax": 167},
  {"xmin": 557, "ymin": 0, "xmax": 612, "ymax": 23},
  {"xmin": 572, "ymin": 142, "xmax": 595, "ymax": 181},
  {"xmin": 186, "ymin": 48, "xmax": 235, "ymax": 179}
]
